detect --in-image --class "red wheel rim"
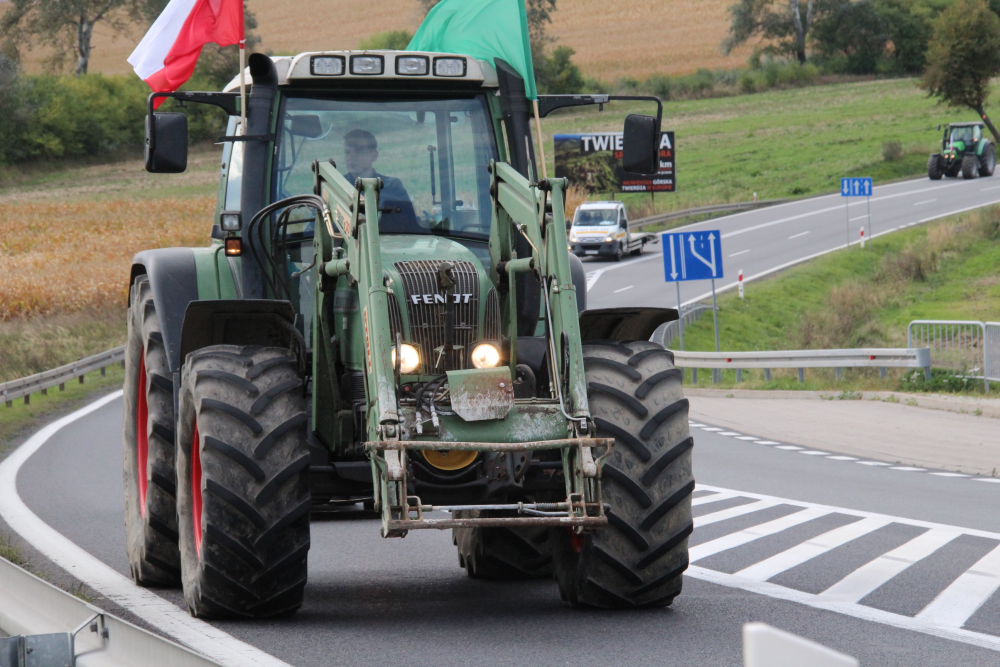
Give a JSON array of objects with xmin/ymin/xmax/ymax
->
[
  {"xmin": 136, "ymin": 350, "xmax": 149, "ymax": 518},
  {"xmin": 191, "ymin": 420, "xmax": 203, "ymax": 557}
]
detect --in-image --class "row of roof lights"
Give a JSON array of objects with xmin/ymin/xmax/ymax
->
[{"xmin": 310, "ymin": 55, "xmax": 467, "ymax": 78}]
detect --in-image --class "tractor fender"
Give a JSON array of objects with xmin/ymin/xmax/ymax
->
[
  {"xmin": 568, "ymin": 252, "xmax": 587, "ymax": 313},
  {"xmin": 178, "ymin": 300, "xmax": 298, "ymax": 367},
  {"xmin": 130, "ymin": 248, "xmax": 200, "ymax": 374},
  {"xmin": 578, "ymin": 307, "xmax": 678, "ymax": 342}
]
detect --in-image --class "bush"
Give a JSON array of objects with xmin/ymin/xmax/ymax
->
[
  {"xmin": 358, "ymin": 30, "xmax": 413, "ymax": 50},
  {"xmin": 535, "ymin": 45, "xmax": 586, "ymax": 94},
  {"xmin": 882, "ymin": 140, "xmax": 904, "ymax": 161}
]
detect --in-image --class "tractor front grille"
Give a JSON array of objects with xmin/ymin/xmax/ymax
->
[{"xmin": 394, "ymin": 260, "xmax": 480, "ymax": 374}]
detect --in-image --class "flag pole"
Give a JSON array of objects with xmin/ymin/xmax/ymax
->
[
  {"xmin": 532, "ymin": 100, "xmax": 548, "ymax": 180},
  {"xmin": 239, "ymin": 39, "xmax": 246, "ymax": 135}
]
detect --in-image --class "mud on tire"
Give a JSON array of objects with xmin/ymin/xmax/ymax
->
[
  {"xmin": 454, "ymin": 516, "xmax": 553, "ymax": 579},
  {"xmin": 553, "ymin": 340, "xmax": 693, "ymax": 608},
  {"xmin": 122, "ymin": 276, "xmax": 181, "ymax": 586},
  {"xmin": 176, "ymin": 345, "xmax": 311, "ymax": 618}
]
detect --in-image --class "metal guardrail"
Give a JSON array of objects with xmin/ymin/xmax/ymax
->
[
  {"xmin": 907, "ymin": 320, "xmax": 998, "ymax": 391},
  {"xmin": 630, "ymin": 198, "xmax": 786, "ymax": 231},
  {"xmin": 1, "ymin": 347, "xmax": 125, "ymax": 408},
  {"xmin": 0, "ymin": 556, "xmax": 220, "ymax": 667},
  {"xmin": 651, "ymin": 304, "xmax": 713, "ymax": 348},
  {"xmin": 671, "ymin": 347, "xmax": 932, "ymax": 384}
]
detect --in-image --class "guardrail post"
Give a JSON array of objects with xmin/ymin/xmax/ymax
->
[
  {"xmin": 879, "ymin": 367, "xmax": 887, "ymax": 379},
  {"xmin": 692, "ymin": 368, "xmax": 698, "ymax": 384},
  {"xmin": 101, "ymin": 366, "xmax": 106, "ymax": 377},
  {"xmin": 59, "ymin": 382, "xmax": 65, "ymax": 391},
  {"xmin": 798, "ymin": 368, "xmax": 804, "ymax": 383},
  {"xmin": 23, "ymin": 395, "xmax": 29, "ymax": 406},
  {"xmin": 79, "ymin": 375, "xmax": 85, "ymax": 385},
  {"xmin": 736, "ymin": 369, "xmax": 742, "ymax": 383},
  {"xmin": 764, "ymin": 368, "xmax": 771, "ymax": 382},
  {"xmin": 835, "ymin": 368, "xmax": 842, "ymax": 381}
]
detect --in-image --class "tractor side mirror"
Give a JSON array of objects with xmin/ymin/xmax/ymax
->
[
  {"xmin": 145, "ymin": 112, "xmax": 188, "ymax": 174},
  {"xmin": 622, "ymin": 114, "xmax": 659, "ymax": 175},
  {"xmin": 937, "ymin": 124, "xmax": 942, "ymax": 131}
]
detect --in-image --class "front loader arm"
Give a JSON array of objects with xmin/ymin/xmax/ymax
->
[
  {"xmin": 490, "ymin": 162, "xmax": 590, "ymax": 425},
  {"xmin": 315, "ymin": 163, "xmax": 399, "ymax": 437}
]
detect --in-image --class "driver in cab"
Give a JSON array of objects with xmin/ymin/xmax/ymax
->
[{"xmin": 343, "ymin": 129, "xmax": 411, "ymax": 208}]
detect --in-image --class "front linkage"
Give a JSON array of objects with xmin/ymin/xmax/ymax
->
[{"xmin": 311, "ymin": 160, "xmax": 611, "ymax": 538}]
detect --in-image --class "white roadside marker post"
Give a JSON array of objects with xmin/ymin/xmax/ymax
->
[
  {"xmin": 738, "ymin": 270, "xmax": 744, "ymax": 299},
  {"xmin": 860, "ymin": 227, "xmax": 865, "ymax": 249}
]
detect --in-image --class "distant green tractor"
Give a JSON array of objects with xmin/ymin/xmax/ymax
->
[{"xmin": 928, "ymin": 122, "xmax": 995, "ymax": 180}]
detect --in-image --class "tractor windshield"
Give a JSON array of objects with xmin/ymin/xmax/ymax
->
[
  {"xmin": 273, "ymin": 93, "xmax": 498, "ymax": 241},
  {"xmin": 950, "ymin": 126, "xmax": 975, "ymax": 144}
]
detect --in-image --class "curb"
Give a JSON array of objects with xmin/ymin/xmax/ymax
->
[{"xmin": 684, "ymin": 388, "xmax": 1000, "ymax": 419}]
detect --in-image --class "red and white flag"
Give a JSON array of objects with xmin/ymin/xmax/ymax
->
[{"xmin": 128, "ymin": 0, "xmax": 244, "ymax": 98}]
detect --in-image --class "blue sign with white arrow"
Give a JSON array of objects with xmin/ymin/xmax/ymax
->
[
  {"xmin": 841, "ymin": 177, "xmax": 872, "ymax": 197},
  {"xmin": 661, "ymin": 230, "xmax": 725, "ymax": 282}
]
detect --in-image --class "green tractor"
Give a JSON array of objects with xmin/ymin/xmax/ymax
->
[
  {"xmin": 123, "ymin": 52, "xmax": 693, "ymax": 618},
  {"xmin": 928, "ymin": 122, "xmax": 996, "ymax": 180}
]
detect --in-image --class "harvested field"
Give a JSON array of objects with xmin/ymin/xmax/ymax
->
[{"xmin": 12, "ymin": 0, "xmax": 752, "ymax": 82}]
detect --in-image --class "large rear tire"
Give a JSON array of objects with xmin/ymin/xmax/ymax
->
[
  {"xmin": 454, "ymin": 516, "xmax": 553, "ymax": 579},
  {"xmin": 553, "ymin": 340, "xmax": 693, "ymax": 608},
  {"xmin": 122, "ymin": 277, "xmax": 181, "ymax": 586},
  {"xmin": 927, "ymin": 154, "xmax": 943, "ymax": 180},
  {"xmin": 980, "ymin": 144, "xmax": 996, "ymax": 177},
  {"xmin": 962, "ymin": 153, "xmax": 980, "ymax": 179},
  {"xmin": 176, "ymin": 345, "xmax": 311, "ymax": 618}
]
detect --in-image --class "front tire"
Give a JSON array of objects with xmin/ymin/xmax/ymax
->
[
  {"xmin": 927, "ymin": 154, "xmax": 943, "ymax": 180},
  {"xmin": 613, "ymin": 244, "xmax": 623, "ymax": 262},
  {"xmin": 454, "ymin": 516, "xmax": 552, "ymax": 579},
  {"xmin": 553, "ymin": 340, "xmax": 693, "ymax": 608},
  {"xmin": 980, "ymin": 144, "xmax": 996, "ymax": 177},
  {"xmin": 176, "ymin": 345, "xmax": 311, "ymax": 618},
  {"xmin": 962, "ymin": 154, "xmax": 980, "ymax": 179},
  {"xmin": 123, "ymin": 277, "xmax": 181, "ymax": 586}
]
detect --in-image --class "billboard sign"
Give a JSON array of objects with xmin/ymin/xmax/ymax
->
[{"xmin": 554, "ymin": 131, "xmax": 675, "ymax": 194}]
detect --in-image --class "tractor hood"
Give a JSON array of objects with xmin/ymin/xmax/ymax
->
[{"xmin": 379, "ymin": 235, "xmax": 501, "ymax": 376}]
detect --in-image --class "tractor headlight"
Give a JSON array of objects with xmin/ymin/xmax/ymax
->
[
  {"xmin": 471, "ymin": 343, "xmax": 500, "ymax": 369},
  {"xmin": 605, "ymin": 235, "xmax": 614, "ymax": 242},
  {"xmin": 392, "ymin": 344, "xmax": 420, "ymax": 374},
  {"xmin": 220, "ymin": 210, "xmax": 242, "ymax": 231}
]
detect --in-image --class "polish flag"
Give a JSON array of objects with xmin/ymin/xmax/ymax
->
[{"xmin": 128, "ymin": 0, "xmax": 244, "ymax": 100}]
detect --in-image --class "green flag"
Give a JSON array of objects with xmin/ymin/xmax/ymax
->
[{"xmin": 407, "ymin": 0, "xmax": 537, "ymax": 100}]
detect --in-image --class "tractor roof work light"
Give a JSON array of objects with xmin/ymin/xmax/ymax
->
[
  {"xmin": 433, "ymin": 57, "xmax": 466, "ymax": 77},
  {"xmin": 351, "ymin": 55, "xmax": 383, "ymax": 75},
  {"xmin": 220, "ymin": 210, "xmax": 242, "ymax": 231},
  {"xmin": 396, "ymin": 56, "xmax": 429, "ymax": 76},
  {"xmin": 310, "ymin": 56, "xmax": 344, "ymax": 76}
]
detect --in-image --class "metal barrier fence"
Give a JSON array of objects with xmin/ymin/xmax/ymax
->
[
  {"xmin": 629, "ymin": 198, "xmax": 786, "ymax": 231},
  {"xmin": 651, "ymin": 304, "xmax": 713, "ymax": 349},
  {"xmin": 671, "ymin": 347, "xmax": 932, "ymax": 384},
  {"xmin": 0, "ymin": 346, "xmax": 125, "ymax": 407},
  {"xmin": 907, "ymin": 320, "xmax": 997, "ymax": 391}
]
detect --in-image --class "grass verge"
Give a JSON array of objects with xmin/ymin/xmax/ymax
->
[{"xmin": 675, "ymin": 206, "xmax": 1000, "ymax": 395}]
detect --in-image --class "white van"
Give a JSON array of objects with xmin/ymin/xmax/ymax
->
[{"xmin": 568, "ymin": 201, "xmax": 654, "ymax": 261}]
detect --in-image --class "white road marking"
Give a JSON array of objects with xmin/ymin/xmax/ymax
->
[
  {"xmin": 857, "ymin": 461, "xmax": 892, "ymax": 466},
  {"xmin": 734, "ymin": 517, "xmax": 890, "ymax": 582},
  {"xmin": 981, "ymin": 185, "xmax": 1000, "ymax": 191},
  {"xmin": 827, "ymin": 456, "xmax": 859, "ymax": 461},
  {"xmin": 700, "ymin": 427, "xmax": 724, "ymax": 432},
  {"xmin": 729, "ymin": 249, "xmax": 751, "ymax": 257},
  {"xmin": 788, "ymin": 231, "xmax": 810, "ymax": 240},
  {"xmin": 974, "ymin": 479, "xmax": 1000, "ymax": 484},
  {"xmin": 891, "ymin": 467, "xmax": 927, "ymax": 472},
  {"xmin": 920, "ymin": 199, "xmax": 1000, "ymax": 224},
  {"xmin": 613, "ymin": 285, "xmax": 633, "ymax": 293},
  {"xmin": 689, "ymin": 507, "xmax": 831, "ymax": 562},
  {"xmin": 691, "ymin": 492, "xmax": 739, "ymax": 506},
  {"xmin": 735, "ymin": 436, "xmax": 760, "ymax": 441},
  {"xmin": 776, "ymin": 445, "xmax": 804, "ymax": 451},
  {"xmin": 0, "ymin": 392, "xmax": 292, "ymax": 667},
  {"xmin": 755, "ymin": 441, "xmax": 780, "ymax": 445},
  {"xmin": 931, "ymin": 473, "xmax": 970, "ymax": 478},
  {"xmin": 850, "ymin": 215, "xmax": 868, "ymax": 221},
  {"xmin": 690, "ymin": 484, "xmax": 1000, "ymax": 652},
  {"xmin": 689, "ymin": 422, "xmax": 707, "ymax": 427},
  {"xmin": 718, "ymin": 431, "xmax": 743, "ymax": 436},
  {"xmin": 917, "ymin": 544, "xmax": 1000, "ymax": 627},
  {"xmin": 820, "ymin": 529, "xmax": 962, "ymax": 603},
  {"xmin": 914, "ymin": 199, "xmax": 937, "ymax": 205},
  {"xmin": 694, "ymin": 499, "xmax": 781, "ymax": 527},
  {"xmin": 800, "ymin": 451, "xmax": 831, "ymax": 456}
]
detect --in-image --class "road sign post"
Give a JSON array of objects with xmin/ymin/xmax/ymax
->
[
  {"xmin": 841, "ymin": 177, "xmax": 872, "ymax": 249},
  {"xmin": 661, "ymin": 230, "xmax": 725, "ymax": 375},
  {"xmin": 676, "ymin": 281, "xmax": 684, "ymax": 350}
]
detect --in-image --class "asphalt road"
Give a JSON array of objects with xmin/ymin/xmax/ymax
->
[
  {"xmin": 585, "ymin": 175, "xmax": 1000, "ymax": 309},
  {"xmin": 7, "ymin": 396, "xmax": 1000, "ymax": 666}
]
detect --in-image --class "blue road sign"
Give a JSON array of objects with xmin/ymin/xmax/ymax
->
[
  {"xmin": 661, "ymin": 230, "xmax": 724, "ymax": 282},
  {"xmin": 841, "ymin": 177, "xmax": 872, "ymax": 197}
]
